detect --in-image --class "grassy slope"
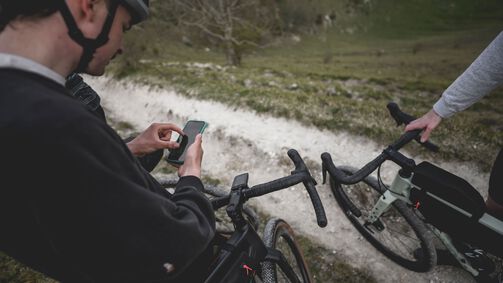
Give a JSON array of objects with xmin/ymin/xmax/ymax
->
[{"xmin": 112, "ymin": 0, "xmax": 503, "ymax": 170}]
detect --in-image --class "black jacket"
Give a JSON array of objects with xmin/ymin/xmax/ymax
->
[
  {"xmin": 0, "ymin": 69, "xmax": 215, "ymax": 282},
  {"xmin": 65, "ymin": 73, "xmax": 163, "ymax": 172}
]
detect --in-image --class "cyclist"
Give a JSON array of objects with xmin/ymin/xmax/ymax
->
[
  {"xmin": 405, "ymin": 31, "xmax": 503, "ymax": 220},
  {"xmin": 0, "ymin": 0, "xmax": 215, "ymax": 282}
]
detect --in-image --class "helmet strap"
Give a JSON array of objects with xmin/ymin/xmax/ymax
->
[{"xmin": 59, "ymin": 0, "xmax": 119, "ymax": 73}]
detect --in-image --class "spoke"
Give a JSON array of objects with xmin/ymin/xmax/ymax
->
[
  {"xmin": 378, "ymin": 220, "xmax": 417, "ymax": 258},
  {"xmin": 341, "ymin": 180, "xmax": 425, "ymax": 266}
]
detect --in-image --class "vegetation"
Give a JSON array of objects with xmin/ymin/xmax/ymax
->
[
  {"xmin": 111, "ymin": 0, "xmax": 503, "ymax": 170},
  {"xmin": 0, "ymin": 252, "xmax": 57, "ymax": 283}
]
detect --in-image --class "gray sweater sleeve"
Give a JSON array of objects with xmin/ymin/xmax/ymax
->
[{"xmin": 433, "ymin": 31, "xmax": 503, "ymax": 118}]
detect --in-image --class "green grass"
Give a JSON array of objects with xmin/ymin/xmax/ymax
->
[
  {"xmin": 0, "ymin": 252, "xmax": 57, "ymax": 283},
  {"xmin": 110, "ymin": 23, "xmax": 503, "ymax": 170},
  {"xmin": 295, "ymin": 235, "xmax": 375, "ymax": 282},
  {"xmin": 113, "ymin": 0, "xmax": 503, "ymax": 171}
]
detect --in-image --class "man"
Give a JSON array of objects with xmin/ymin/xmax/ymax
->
[
  {"xmin": 0, "ymin": 0, "xmax": 215, "ymax": 282},
  {"xmin": 405, "ymin": 31, "xmax": 503, "ymax": 220}
]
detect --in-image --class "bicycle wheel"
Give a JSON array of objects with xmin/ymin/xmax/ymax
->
[
  {"xmin": 262, "ymin": 218, "xmax": 312, "ymax": 283},
  {"xmin": 331, "ymin": 166, "xmax": 436, "ymax": 272}
]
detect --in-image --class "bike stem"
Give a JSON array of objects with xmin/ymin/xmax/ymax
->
[{"xmin": 226, "ymin": 173, "xmax": 250, "ymax": 230}]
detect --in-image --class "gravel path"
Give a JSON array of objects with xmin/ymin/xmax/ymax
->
[{"xmin": 88, "ymin": 76, "xmax": 489, "ymax": 282}]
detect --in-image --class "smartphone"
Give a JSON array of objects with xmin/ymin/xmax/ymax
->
[{"xmin": 166, "ymin": 120, "xmax": 208, "ymax": 165}]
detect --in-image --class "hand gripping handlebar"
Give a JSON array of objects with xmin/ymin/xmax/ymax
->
[
  {"xmin": 387, "ymin": 102, "xmax": 439, "ymax": 152},
  {"xmin": 322, "ymin": 102, "xmax": 440, "ymax": 185}
]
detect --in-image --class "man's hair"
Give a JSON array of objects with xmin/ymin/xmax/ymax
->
[{"xmin": 0, "ymin": 1, "xmax": 60, "ymax": 32}]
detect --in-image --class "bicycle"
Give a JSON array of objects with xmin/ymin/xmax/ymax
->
[
  {"xmin": 321, "ymin": 102, "xmax": 503, "ymax": 282},
  {"xmin": 160, "ymin": 149, "xmax": 327, "ymax": 283}
]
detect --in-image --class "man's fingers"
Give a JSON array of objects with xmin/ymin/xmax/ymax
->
[
  {"xmin": 155, "ymin": 123, "xmax": 184, "ymax": 135},
  {"xmin": 166, "ymin": 124, "xmax": 184, "ymax": 135},
  {"xmin": 420, "ymin": 127, "xmax": 433, "ymax": 143},
  {"xmin": 162, "ymin": 141, "xmax": 180, "ymax": 149},
  {"xmin": 405, "ymin": 120, "xmax": 424, "ymax": 132}
]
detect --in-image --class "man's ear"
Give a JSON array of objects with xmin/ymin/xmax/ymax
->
[
  {"xmin": 74, "ymin": 0, "xmax": 103, "ymax": 23},
  {"xmin": 67, "ymin": 0, "xmax": 107, "ymax": 38}
]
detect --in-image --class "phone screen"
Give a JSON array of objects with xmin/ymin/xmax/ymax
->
[{"xmin": 167, "ymin": 120, "xmax": 207, "ymax": 164}]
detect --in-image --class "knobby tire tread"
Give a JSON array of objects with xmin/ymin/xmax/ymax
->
[{"xmin": 262, "ymin": 218, "xmax": 312, "ymax": 283}]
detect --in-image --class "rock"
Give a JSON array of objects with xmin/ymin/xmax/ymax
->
[
  {"xmin": 181, "ymin": 36, "xmax": 192, "ymax": 47},
  {"xmin": 326, "ymin": 86, "xmax": 338, "ymax": 96},
  {"xmin": 288, "ymin": 83, "xmax": 299, "ymax": 90},
  {"xmin": 268, "ymin": 81, "xmax": 279, "ymax": 87},
  {"xmin": 243, "ymin": 79, "xmax": 253, "ymax": 88},
  {"xmin": 291, "ymin": 35, "xmax": 301, "ymax": 43}
]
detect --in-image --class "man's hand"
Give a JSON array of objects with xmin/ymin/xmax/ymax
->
[
  {"xmin": 405, "ymin": 109, "xmax": 442, "ymax": 142},
  {"xmin": 178, "ymin": 134, "xmax": 203, "ymax": 178},
  {"xmin": 127, "ymin": 123, "xmax": 184, "ymax": 156}
]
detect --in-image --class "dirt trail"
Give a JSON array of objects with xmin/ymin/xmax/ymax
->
[{"xmin": 87, "ymin": 76, "xmax": 489, "ymax": 282}]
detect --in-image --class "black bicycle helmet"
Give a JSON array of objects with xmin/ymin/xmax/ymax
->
[
  {"xmin": 121, "ymin": 0, "xmax": 149, "ymax": 25},
  {"xmin": 58, "ymin": 0, "xmax": 149, "ymax": 72}
]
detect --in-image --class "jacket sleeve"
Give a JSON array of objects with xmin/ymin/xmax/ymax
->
[
  {"xmin": 434, "ymin": 31, "xmax": 503, "ymax": 118},
  {"xmin": 34, "ymin": 115, "xmax": 216, "ymax": 282}
]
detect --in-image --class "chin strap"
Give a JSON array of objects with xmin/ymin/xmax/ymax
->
[{"xmin": 58, "ymin": 0, "xmax": 119, "ymax": 73}]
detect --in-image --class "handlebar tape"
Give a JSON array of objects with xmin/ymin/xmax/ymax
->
[
  {"xmin": 211, "ymin": 196, "xmax": 230, "ymax": 210},
  {"xmin": 387, "ymin": 102, "xmax": 415, "ymax": 126},
  {"xmin": 287, "ymin": 149, "xmax": 327, "ymax": 227},
  {"xmin": 210, "ymin": 150, "xmax": 328, "ymax": 227},
  {"xmin": 321, "ymin": 152, "xmax": 386, "ymax": 185}
]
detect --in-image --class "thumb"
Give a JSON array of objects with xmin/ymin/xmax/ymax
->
[{"xmin": 193, "ymin": 134, "xmax": 202, "ymax": 145}]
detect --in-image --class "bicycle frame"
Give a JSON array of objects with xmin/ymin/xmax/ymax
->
[
  {"xmin": 323, "ymin": 102, "xmax": 503, "ymax": 279},
  {"xmin": 205, "ymin": 223, "xmax": 303, "ymax": 283},
  {"xmin": 363, "ymin": 167, "xmax": 503, "ymax": 277},
  {"xmin": 364, "ymin": 171, "xmax": 483, "ymax": 276},
  {"xmin": 366, "ymin": 172, "xmax": 412, "ymax": 224},
  {"xmin": 206, "ymin": 167, "xmax": 319, "ymax": 283}
]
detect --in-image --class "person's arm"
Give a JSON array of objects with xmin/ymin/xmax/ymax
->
[
  {"xmin": 433, "ymin": 31, "xmax": 503, "ymax": 118},
  {"xmin": 66, "ymin": 74, "xmax": 185, "ymax": 171},
  {"xmin": 37, "ymin": 117, "xmax": 215, "ymax": 281},
  {"xmin": 406, "ymin": 31, "xmax": 503, "ymax": 141}
]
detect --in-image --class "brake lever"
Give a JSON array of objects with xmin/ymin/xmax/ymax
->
[{"xmin": 321, "ymin": 163, "xmax": 328, "ymax": 185}]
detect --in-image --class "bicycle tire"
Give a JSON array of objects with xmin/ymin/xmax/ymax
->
[
  {"xmin": 331, "ymin": 166, "xmax": 436, "ymax": 272},
  {"xmin": 262, "ymin": 218, "xmax": 312, "ymax": 283}
]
